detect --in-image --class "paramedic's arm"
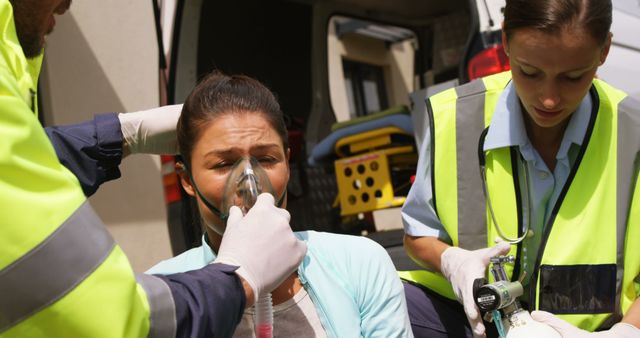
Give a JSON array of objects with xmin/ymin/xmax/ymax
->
[
  {"xmin": 3, "ymin": 82, "xmax": 244, "ymax": 337},
  {"xmin": 46, "ymin": 105, "xmax": 182, "ymax": 197},
  {"xmin": 157, "ymin": 195, "xmax": 306, "ymax": 337},
  {"xmin": 401, "ymin": 123, "xmax": 452, "ymax": 271},
  {"xmin": 46, "ymin": 113, "xmax": 123, "ymax": 196},
  {"xmin": 404, "ymin": 236, "xmax": 451, "ymax": 272},
  {"xmin": 151, "ymin": 264, "xmax": 250, "ymax": 338}
]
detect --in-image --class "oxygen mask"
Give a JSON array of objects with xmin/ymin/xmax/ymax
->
[
  {"xmin": 221, "ymin": 157, "xmax": 278, "ymax": 338},
  {"xmin": 186, "ymin": 155, "xmax": 284, "ymax": 235},
  {"xmin": 221, "ymin": 157, "xmax": 275, "ymax": 217}
]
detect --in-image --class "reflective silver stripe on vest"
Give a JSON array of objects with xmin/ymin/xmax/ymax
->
[
  {"xmin": 136, "ymin": 274, "xmax": 177, "ymax": 338},
  {"xmin": 607, "ymin": 95, "xmax": 640, "ymax": 327},
  {"xmin": 455, "ymin": 79, "xmax": 488, "ymax": 249},
  {"xmin": 0, "ymin": 201, "xmax": 115, "ymax": 332}
]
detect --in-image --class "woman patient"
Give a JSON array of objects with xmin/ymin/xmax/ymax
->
[{"xmin": 147, "ymin": 71, "xmax": 412, "ymax": 337}]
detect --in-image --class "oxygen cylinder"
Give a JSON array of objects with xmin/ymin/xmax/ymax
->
[{"xmin": 505, "ymin": 310, "xmax": 562, "ymax": 338}]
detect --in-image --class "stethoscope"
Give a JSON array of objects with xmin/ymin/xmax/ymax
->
[{"xmin": 478, "ymin": 127, "xmax": 534, "ymax": 244}]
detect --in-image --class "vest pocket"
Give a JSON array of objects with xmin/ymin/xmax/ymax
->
[{"xmin": 539, "ymin": 264, "xmax": 616, "ymax": 314}]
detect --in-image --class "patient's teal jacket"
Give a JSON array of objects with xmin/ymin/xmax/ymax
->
[{"xmin": 147, "ymin": 231, "xmax": 413, "ymax": 337}]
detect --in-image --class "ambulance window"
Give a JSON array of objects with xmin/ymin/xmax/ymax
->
[
  {"xmin": 343, "ymin": 60, "xmax": 388, "ymax": 116},
  {"xmin": 327, "ymin": 16, "xmax": 417, "ymax": 122}
]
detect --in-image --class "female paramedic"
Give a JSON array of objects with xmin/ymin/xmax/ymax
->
[
  {"xmin": 146, "ymin": 71, "xmax": 413, "ymax": 337},
  {"xmin": 0, "ymin": 0, "xmax": 306, "ymax": 337},
  {"xmin": 400, "ymin": 0, "xmax": 640, "ymax": 337}
]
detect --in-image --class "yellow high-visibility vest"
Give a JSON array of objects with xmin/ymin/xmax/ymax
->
[
  {"xmin": 400, "ymin": 71, "xmax": 640, "ymax": 331},
  {"xmin": 0, "ymin": 1, "xmax": 175, "ymax": 336}
]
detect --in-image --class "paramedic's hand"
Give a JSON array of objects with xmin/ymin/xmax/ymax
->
[
  {"xmin": 531, "ymin": 311, "xmax": 640, "ymax": 338},
  {"xmin": 214, "ymin": 193, "xmax": 307, "ymax": 300},
  {"xmin": 118, "ymin": 104, "xmax": 182, "ymax": 155},
  {"xmin": 440, "ymin": 242, "xmax": 511, "ymax": 338}
]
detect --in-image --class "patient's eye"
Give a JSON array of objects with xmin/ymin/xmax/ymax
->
[
  {"xmin": 213, "ymin": 162, "xmax": 230, "ymax": 168},
  {"xmin": 258, "ymin": 156, "xmax": 277, "ymax": 163},
  {"xmin": 255, "ymin": 156, "xmax": 279, "ymax": 169},
  {"xmin": 210, "ymin": 161, "xmax": 233, "ymax": 172}
]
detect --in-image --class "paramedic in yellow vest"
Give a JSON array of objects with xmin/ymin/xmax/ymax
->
[
  {"xmin": 400, "ymin": 0, "xmax": 640, "ymax": 337},
  {"xmin": 0, "ymin": 0, "xmax": 306, "ymax": 337}
]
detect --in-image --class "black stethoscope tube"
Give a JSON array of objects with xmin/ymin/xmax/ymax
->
[{"xmin": 477, "ymin": 127, "xmax": 532, "ymax": 244}]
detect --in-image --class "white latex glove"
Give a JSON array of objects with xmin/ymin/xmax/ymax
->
[
  {"xmin": 214, "ymin": 193, "xmax": 307, "ymax": 299},
  {"xmin": 531, "ymin": 311, "xmax": 640, "ymax": 338},
  {"xmin": 118, "ymin": 104, "xmax": 182, "ymax": 154},
  {"xmin": 440, "ymin": 242, "xmax": 511, "ymax": 338}
]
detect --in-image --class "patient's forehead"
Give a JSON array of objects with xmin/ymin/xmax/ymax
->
[{"xmin": 194, "ymin": 113, "xmax": 283, "ymax": 154}]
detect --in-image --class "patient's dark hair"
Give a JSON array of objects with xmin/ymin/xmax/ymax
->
[
  {"xmin": 504, "ymin": 0, "xmax": 612, "ymax": 46},
  {"xmin": 177, "ymin": 71, "xmax": 288, "ymax": 165}
]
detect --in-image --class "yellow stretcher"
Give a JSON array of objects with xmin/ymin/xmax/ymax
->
[{"xmin": 333, "ymin": 125, "xmax": 417, "ymax": 216}]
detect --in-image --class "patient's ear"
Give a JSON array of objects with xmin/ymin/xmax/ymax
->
[{"xmin": 176, "ymin": 162, "xmax": 196, "ymax": 197}]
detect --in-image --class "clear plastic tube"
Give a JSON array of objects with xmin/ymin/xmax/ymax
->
[
  {"xmin": 221, "ymin": 157, "xmax": 275, "ymax": 337},
  {"xmin": 254, "ymin": 293, "xmax": 274, "ymax": 338}
]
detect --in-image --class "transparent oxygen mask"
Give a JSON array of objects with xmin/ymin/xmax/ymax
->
[
  {"xmin": 220, "ymin": 156, "xmax": 275, "ymax": 338},
  {"xmin": 221, "ymin": 157, "xmax": 275, "ymax": 217}
]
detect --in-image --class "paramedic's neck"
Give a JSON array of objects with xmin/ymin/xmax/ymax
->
[{"xmin": 522, "ymin": 111, "xmax": 570, "ymax": 172}]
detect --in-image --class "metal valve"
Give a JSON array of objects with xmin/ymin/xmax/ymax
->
[{"xmin": 473, "ymin": 256, "xmax": 523, "ymax": 316}]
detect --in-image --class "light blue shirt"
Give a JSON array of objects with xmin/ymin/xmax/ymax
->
[
  {"xmin": 147, "ymin": 231, "xmax": 413, "ymax": 338},
  {"xmin": 402, "ymin": 82, "xmax": 592, "ymax": 290}
]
